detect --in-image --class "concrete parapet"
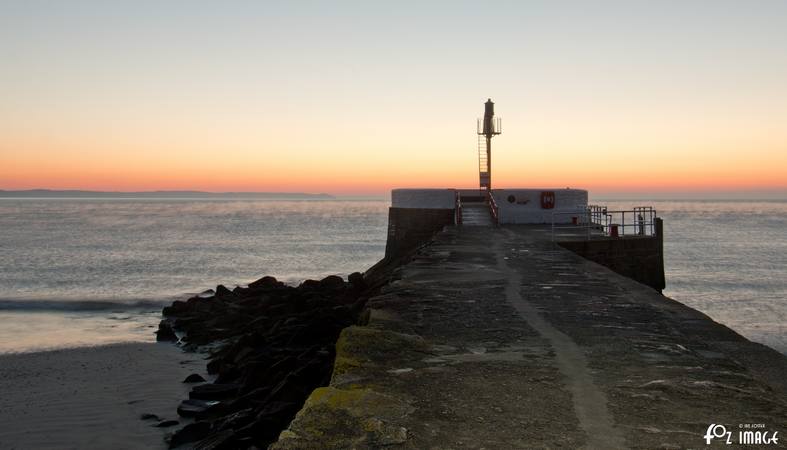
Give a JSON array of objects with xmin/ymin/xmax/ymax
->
[
  {"xmin": 559, "ymin": 218, "xmax": 666, "ymax": 291},
  {"xmin": 384, "ymin": 207, "xmax": 455, "ymax": 259},
  {"xmin": 391, "ymin": 189, "xmax": 456, "ymax": 209}
]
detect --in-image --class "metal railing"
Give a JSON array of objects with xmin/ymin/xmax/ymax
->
[
  {"xmin": 455, "ymin": 191, "xmax": 463, "ymax": 225},
  {"xmin": 477, "ymin": 117, "xmax": 502, "ymax": 135},
  {"xmin": 487, "ymin": 190, "xmax": 499, "ymax": 225},
  {"xmin": 551, "ymin": 206, "xmax": 657, "ymax": 242}
]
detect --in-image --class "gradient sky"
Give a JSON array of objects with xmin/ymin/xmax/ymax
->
[{"xmin": 1, "ymin": 1, "xmax": 786, "ymax": 196}]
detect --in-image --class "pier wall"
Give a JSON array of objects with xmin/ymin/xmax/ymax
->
[
  {"xmin": 559, "ymin": 218, "xmax": 665, "ymax": 292},
  {"xmin": 384, "ymin": 207, "xmax": 455, "ymax": 259},
  {"xmin": 385, "ymin": 189, "xmax": 457, "ymax": 259},
  {"xmin": 385, "ymin": 188, "xmax": 664, "ymax": 292}
]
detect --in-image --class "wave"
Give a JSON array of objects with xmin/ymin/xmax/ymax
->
[{"xmin": 0, "ymin": 298, "xmax": 176, "ymax": 312}]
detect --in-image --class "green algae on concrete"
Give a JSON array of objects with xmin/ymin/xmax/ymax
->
[
  {"xmin": 332, "ymin": 325, "xmax": 428, "ymax": 383},
  {"xmin": 271, "ymin": 387, "xmax": 412, "ymax": 449},
  {"xmin": 272, "ymin": 326, "xmax": 424, "ymax": 449}
]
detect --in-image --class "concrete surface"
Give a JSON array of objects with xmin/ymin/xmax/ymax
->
[{"xmin": 274, "ymin": 225, "xmax": 787, "ymax": 449}]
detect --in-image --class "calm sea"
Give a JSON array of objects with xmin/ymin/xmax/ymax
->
[{"xmin": 0, "ymin": 198, "xmax": 784, "ymax": 355}]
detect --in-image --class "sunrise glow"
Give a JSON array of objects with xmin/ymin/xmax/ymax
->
[{"xmin": 1, "ymin": 2, "xmax": 786, "ymax": 196}]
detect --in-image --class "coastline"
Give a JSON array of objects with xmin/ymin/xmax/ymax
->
[
  {"xmin": 0, "ymin": 343, "xmax": 206, "ymax": 450},
  {"xmin": 1, "ymin": 239, "xmax": 785, "ymax": 448}
]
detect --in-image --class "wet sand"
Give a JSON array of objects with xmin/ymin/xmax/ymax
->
[{"xmin": 0, "ymin": 343, "xmax": 206, "ymax": 450}]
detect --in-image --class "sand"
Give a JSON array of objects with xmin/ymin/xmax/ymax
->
[{"xmin": 0, "ymin": 343, "xmax": 207, "ymax": 450}]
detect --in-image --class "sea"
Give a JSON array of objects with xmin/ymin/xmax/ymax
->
[{"xmin": 0, "ymin": 198, "xmax": 784, "ymax": 355}]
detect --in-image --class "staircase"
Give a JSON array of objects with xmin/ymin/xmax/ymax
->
[{"xmin": 461, "ymin": 202, "xmax": 494, "ymax": 226}]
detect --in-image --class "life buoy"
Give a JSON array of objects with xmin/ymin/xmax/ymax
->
[{"xmin": 540, "ymin": 191, "xmax": 555, "ymax": 209}]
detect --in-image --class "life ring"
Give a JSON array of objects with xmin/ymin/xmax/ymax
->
[{"xmin": 540, "ymin": 191, "xmax": 555, "ymax": 209}]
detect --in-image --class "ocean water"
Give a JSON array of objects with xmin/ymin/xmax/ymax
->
[
  {"xmin": 0, "ymin": 199, "xmax": 389, "ymax": 353},
  {"xmin": 0, "ymin": 198, "xmax": 784, "ymax": 355},
  {"xmin": 603, "ymin": 199, "xmax": 786, "ymax": 355}
]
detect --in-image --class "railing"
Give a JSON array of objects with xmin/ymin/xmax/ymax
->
[
  {"xmin": 476, "ymin": 117, "xmax": 502, "ymax": 135},
  {"xmin": 455, "ymin": 191, "xmax": 463, "ymax": 225},
  {"xmin": 551, "ymin": 206, "xmax": 657, "ymax": 242},
  {"xmin": 588, "ymin": 204, "xmax": 608, "ymax": 225},
  {"xmin": 487, "ymin": 190, "xmax": 499, "ymax": 225}
]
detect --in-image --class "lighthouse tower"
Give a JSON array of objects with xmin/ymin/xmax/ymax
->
[{"xmin": 477, "ymin": 99, "xmax": 501, "ymax": 191}]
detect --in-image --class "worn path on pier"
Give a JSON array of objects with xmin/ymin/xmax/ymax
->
[{"xmin": 274, "ymin": 226, "xmax": 787, "ymax": 449}]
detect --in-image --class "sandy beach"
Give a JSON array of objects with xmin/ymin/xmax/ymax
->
[{"xmin": 0, "ymin": 343, "xmax": 206, "ymax": 450}]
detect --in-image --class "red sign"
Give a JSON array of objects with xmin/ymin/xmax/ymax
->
[{"xmin": 540, "ymin": 191, "xmax": 556, "ymax": 209}]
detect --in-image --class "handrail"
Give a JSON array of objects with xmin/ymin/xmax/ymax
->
[
  {"xmin": 551, "ymin": 206, "xmax": 658, "ymax": 242},
  {"xmin": 487, "ymin": 190, "xmax": 499, "ymax": 225},
  {"xmin": 455, "ymin": 191, "xmax": 463, "ymax": 225}
]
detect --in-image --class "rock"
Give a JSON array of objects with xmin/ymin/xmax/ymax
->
[
  {"xmin": 183, "ymin": 373, "xmax": 207, "ymax": 383},
  {"xmin": 249, "ymin": 276, "xmax": 279, "ymax": 288},
  {"xmin": 348, "ymin": 271, "xmax": 366, "ymax": 289},
  {"xmin": 168, "ymin": 421, "xmax": 213, "ymax": 448},
  {"xmin": 177, "ymin": 399, "xmax": 221, "ymax": 418},
  {"xmin": 232, "ymin": 286, "xmax": 247, "ymax": 295},
  {"xmin": 215, "ymin": 284, "xmax": 232, "ymax": 297},
  {"xmin": 192, "ymin": 429, "xmax": 237, "ymax": 450},
  {"xmin": 319, "ymin": 275, "xmax": 345, "ymax": 290},
  {"xmin": 299, "ymin": 279, "xmax": 321, "ymax": 290},
  {"xmin": 140, "ymin": 413, "xmax": 161, "ymax": 421},
  {"xmin": 162, "ymin": 300, "xmax": 189, "ymax": 317},
  {"xmin": 160, "ymin": 270, "xmax": 377, "ymax": 449},
  {"xmin": 189, "ymin": 383, "xmax": 241, "ymax": 401},
  {"xmin": 156, "ymin": 320, "xmax": 177, "ymax": 341},
  {"xmin": 155, "ymin": 420, "xmax": 180, "ymax": 428}
]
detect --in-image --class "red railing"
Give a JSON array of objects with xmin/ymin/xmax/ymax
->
[
  {"xmin": 455, "ymin": 191, "xmax": 463, "ymax": 225},
  {"xmin": 487, "ymin": 190, "xmax": 499, "ymax": 225}
]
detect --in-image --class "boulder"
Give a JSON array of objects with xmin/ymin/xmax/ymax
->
[
  {"xmin": 160, "ymin": 270, "xmax": 377, "ymax": 449},
  {"xmin": 299, "ymin": 279, "xmax": 321, "ymax": 290},
  {"xmin": 155, "ymin": 320, "xmax": 177, "ymax": 342},
  {"xmin": 189, "ymin": 383, "xmax": 241, "ymax": 401},
  {"xmin": 183, "ymin": 373, "xmax": 207, "ymax": 383},
  {"xmin": 162, "ymin": 300, "xmax": 189, "ymax": 317},
  {"xmin": 192, "ymin": 429, "xmax": 237, "ymax": 450},
  {"xmin": 249, "ymin": 276, "xmax": 279, "ymax": 288},
  {"xmin": 215, "ymin": 284, "xmax": 233, "ymax": 297},
  {"xmin": 348, "ymin": 271, "xmax": 366, "ymax": 289},
  {"xmin": 319, "ymin": 275, "xmax": 345, "ymax": 290},
  {"xmin": 177, "ymin": 399, "xmax": 221, "ymax": 418},
  {"xmin": 168, "ymin": 421, "xmax": 213, "ymax": 448},
  {"xmin": 155, "ymin": 420, "xmax": 179, "ymax": 428}
]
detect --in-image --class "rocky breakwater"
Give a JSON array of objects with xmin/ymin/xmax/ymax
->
[{"xmin": 155, "ymin": 272, "xmax": 376, "ymax": 449}]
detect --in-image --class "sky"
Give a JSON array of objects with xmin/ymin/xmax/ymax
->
[{"xmin": 1, "ymin": 0, "xmax": 786, "ymax": 196}]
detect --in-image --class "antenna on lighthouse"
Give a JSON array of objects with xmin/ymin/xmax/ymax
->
[{"xmin": 477, "ymin": 98, "xmax": 501, "ymax": 192}]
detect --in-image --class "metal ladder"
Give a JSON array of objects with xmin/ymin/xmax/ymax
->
[{"xmin": 478, "ymin": 135, "xmax": 489, "ymax": 188}]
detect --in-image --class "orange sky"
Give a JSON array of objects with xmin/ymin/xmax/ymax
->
[{"xmin": 1, "ymin": 2, "xmax": 786, "ymax": 196}]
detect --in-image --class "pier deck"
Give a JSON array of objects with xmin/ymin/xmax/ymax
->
[{"xmin": 274, "ymin": 226, "xmax": 787, "ymax": 449}]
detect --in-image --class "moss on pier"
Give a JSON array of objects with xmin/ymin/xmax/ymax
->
[
  {"xmin": 271, "ymin": 386, "xmax": 412, "ymax": 449},
  {"xmin": 332, "ymin": 325, "xmax": 427, "ymax": 382}
]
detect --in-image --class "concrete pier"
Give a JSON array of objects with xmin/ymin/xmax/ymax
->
[{"xmin": 274, "ymin": 225, "xmax": 787, "ymax": 449}]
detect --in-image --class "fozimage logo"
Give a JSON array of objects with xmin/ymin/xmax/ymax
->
[{"xmin": 704, "ymin": 423, "xmax": 779, "ymax": 445}]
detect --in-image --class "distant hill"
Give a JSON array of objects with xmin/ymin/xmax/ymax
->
[{"xmin": 0, "ymin": 189, "xmax": 334, "ymax": 199}]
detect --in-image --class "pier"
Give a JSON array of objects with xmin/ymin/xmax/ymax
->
[
  {"xmin": 269, "ymin": 99, "xmax": 787, "ymax": 448},
  {"xmin": 273, "ymin": 224, "xmax": 787, "ymax": 448}
]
